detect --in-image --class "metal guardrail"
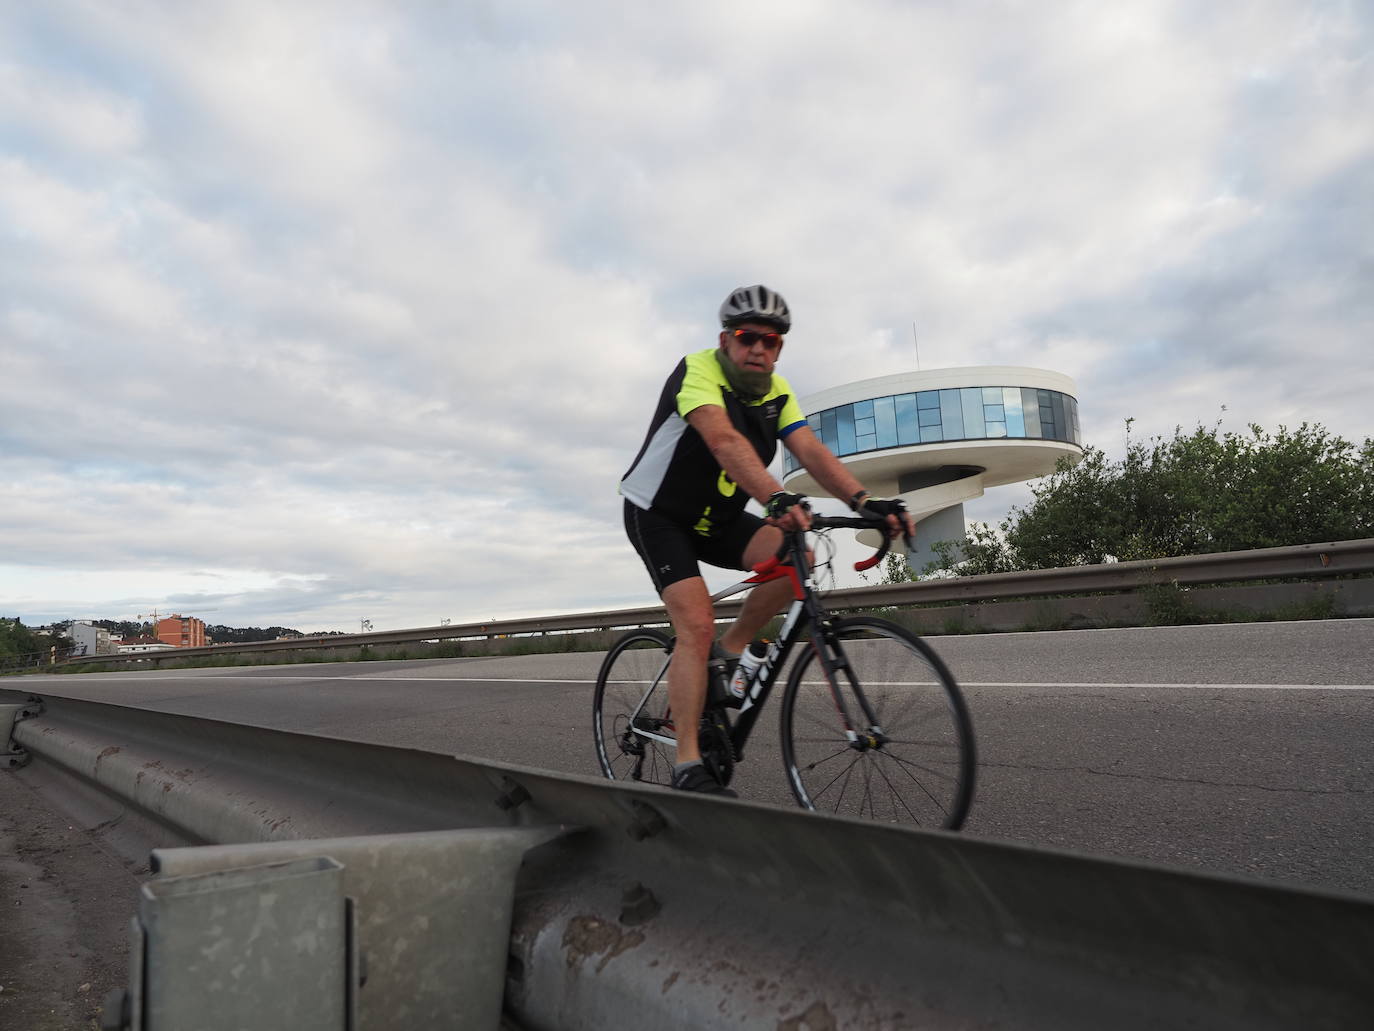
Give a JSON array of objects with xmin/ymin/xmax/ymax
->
[
  {"xmin": 0, "ymin": 650, "xmax": 58, "ymax": 676},
  {"xmin": 57, "ymin": 538, "xmax": 1374, "ymax": 669},
  {"xmin": 6, "ymin": 692, "xmax": 1374, "ymax": 1029}
]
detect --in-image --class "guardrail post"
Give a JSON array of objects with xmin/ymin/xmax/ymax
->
[
  {"xmin": 0, "ymin": 698, "xmax": 40, "ymax": 769},
  {"xmin": 2, "ymin": 703, "xmax": 27, "ymax": 768},
  {"xmin": 105, "ymin": 827, "xmax": 567, "ymax": 1030},
  {"xmin": 112, "ymin": 856, "xmax": 348, "ymax": 1031}
]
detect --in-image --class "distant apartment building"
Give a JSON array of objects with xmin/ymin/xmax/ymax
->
[
  {"xmin": 68, "ymin": 620, "xmax": 115, "ymax": 657},
  {"xmin": 155, "ymin": 615, "xmax": 208, "ymax": 649}
]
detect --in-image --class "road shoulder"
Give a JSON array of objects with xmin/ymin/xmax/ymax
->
[{"xmin": 0, "ymin": 769, "xmax": 144, "ymax": 1031}]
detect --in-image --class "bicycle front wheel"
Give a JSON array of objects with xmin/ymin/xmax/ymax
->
[
  {"xmin": 593, "ymin": 628, "xmax": 677, "ymax": 786},
  {"xmin": 780, "ymin": 616, "xmax": 976, "ymax": 829}
]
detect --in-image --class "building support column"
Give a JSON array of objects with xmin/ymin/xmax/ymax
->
[{"xmin": 903, "ymin": 500, "xmax": 967, "ymax": 574}]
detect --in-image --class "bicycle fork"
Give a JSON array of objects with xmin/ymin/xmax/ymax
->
[{"xmin": 809, "ymin": 611, "xmax": 888, "ymax": 753}]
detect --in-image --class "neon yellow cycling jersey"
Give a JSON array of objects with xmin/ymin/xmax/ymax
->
[{"xmin": 621, "ymin": 348, "xmax": 806, "ymax": 533}]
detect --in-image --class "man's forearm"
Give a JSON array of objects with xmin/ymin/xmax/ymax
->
[
  {"xmin": 706, "ymin": 434, "xmax": 785, "ymax": 504},
  {"xmin": 809, "ymin": 455, "xmax": 868, "ymax": 508},
  {"xmin": 792, "ymin": 435, "xmax": 868, "ymax": 506}
]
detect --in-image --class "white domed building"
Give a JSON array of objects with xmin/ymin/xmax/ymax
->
[{"xmin": 783, "ymin": 367, "xmax": 1084, "ymax": 571}]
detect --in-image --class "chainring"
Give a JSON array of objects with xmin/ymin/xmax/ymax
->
[{"xmin": 698, "ymin": 709, "xmax": 736, "ymax": 787}]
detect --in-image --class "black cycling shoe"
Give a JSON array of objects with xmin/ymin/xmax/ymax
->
[{"xmin": 671, "ymin": 762, "xmax": 738, "ymax": 797}]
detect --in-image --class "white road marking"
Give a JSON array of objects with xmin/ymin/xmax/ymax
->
[
  {"xmin": 963, "ymin": 682, "xmax": 1374, "ymax": 691},
  {"xmin": 29, "ymin": 675, "xmax": 1374, "ymax": 690}
]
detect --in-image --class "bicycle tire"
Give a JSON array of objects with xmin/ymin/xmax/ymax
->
[
  {"xmin": 593, "ymin": 628, "xmax": 676, "ymax": 785},
  {"xmin": 780, "ymin": 616, "xmax": 976, "ymax": 829}
]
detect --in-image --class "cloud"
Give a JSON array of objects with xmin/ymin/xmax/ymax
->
[{"xmin": 2, "ymin": 1, "xmax": 1370, "ymax": 629}]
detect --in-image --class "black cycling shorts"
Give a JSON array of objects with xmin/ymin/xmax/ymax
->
[{"xmin": 624, "ymin": 500, "xmax": 767, "ymax": 594}]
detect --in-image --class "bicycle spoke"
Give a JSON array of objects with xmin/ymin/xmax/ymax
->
[
  {"xmin": 879, "ymin": 736, "xmax": 962, "ymax": 749},
  {"xmin": 872, "ymin": 691, "xmax": 928, "ymax": 728},
  {"xmin": 860, "ymin": 757, "xmax": 875, "ymax": 820},
  {"xmin": 869, "ymin": 755, "xmax": 929, "ymax": 823},
  {"xmin": 876, "ymin": 748, "xmax": 961, "ymax": 782},
  {"xmin": 794, "ymin": 708, "xmax": 842, "ymax": 736},
  {"xmin": 874, "ymin": 748, "xmax": 952, "ymax": 812},
  {"xmin": 594, "ymin": 630, "xmax": 680, "ymax": 788},
  {"xmin": 800, "ymin": 746, "xmax": 854, "ymax": 771},
  {"xmin": 793, "ymin": 692, "xmax": 855, "ymax": 735},
  {"xmin": 831, "ymin": 758, "xmax": 857, "ymax": 812},
  {"xmin": 792, "ymin": 735, "xmax": 854, "ymax": 747},
  {"xmin": 811, "ymin": 752, "xmax": 862, "ymax": 803}
]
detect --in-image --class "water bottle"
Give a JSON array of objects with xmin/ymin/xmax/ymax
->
[{"xmin": 729, "ymin": 641, "xmax": 769, "ymax": 699}]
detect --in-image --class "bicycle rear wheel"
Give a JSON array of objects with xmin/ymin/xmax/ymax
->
[
  {"xmin": 780, "ymin": 616, "xmax": 976, "ymax": 829},
  {"xmin": 593, "ymin": 629, "xmax": 677, "ymax": 785}
]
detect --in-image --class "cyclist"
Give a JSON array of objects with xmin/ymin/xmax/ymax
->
[{"xmin": 620, "ymin": 284, "xmax": 916, "ymax": 795}]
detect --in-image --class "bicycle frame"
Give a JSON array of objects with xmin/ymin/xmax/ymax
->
[{"xmin": 623, "ymin": 518, "xmax": 893, "ymax": 763}]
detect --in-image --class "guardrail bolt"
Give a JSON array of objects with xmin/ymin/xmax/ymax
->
[
  {"xmin": 627, "ymin": 800, "xmax": 668, "ymax": 841},
  {"xmin": 495, "ymin": 778, "xmax": 532, "ymax": 811},
  {"xmin": 619, "ymin": 882, "xmax": 661, "ymax": 926}
]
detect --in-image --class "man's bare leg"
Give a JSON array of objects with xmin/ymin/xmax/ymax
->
[
  {"xmin": 661, "ymin": 528, "xmax": 811, "ymax": 765},
  {"xmin": 660, "ymin": 576, "xmax": 716, "ymax": 764}
]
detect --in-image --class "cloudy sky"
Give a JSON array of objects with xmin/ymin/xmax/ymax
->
[{"xmin": 2, "ymin": 1, "xmax": 1370, "ymax": 633}]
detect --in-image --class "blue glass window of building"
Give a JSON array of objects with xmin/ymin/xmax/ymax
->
[
  {"xmin": 939, "ymin": 389, "xmax": 962, "ymax": 435},
  {"xmin": 960, "ymin": 387, "xmax": 984, "ymax": 439},
  {"xmin": 895, "ymin": 393, "xmax": 919, "ymax": 445},
  {"xmin": 1021, "ymin": 388, "xmax": 1041, "ymax": 437},
  {"xmin": 837, "ymin": 405, "xmax": 857, "ymax": 454},
  {"xmin": 821, "ymin": 409, "xmax": 838, "ymax": 451},
  {"xmin": 984, "ymin": 403, "xmax": 1006, "ymax": 438},
  {"xmin": 1003, "ymin": 387, "xmax": 1026, "ymax": 436},
  {"xmin": 874, "ymin": 395, "xmax": 898, "ymax": 447},
  {"xmin": 784, "ymin": 385, "xmax": 1081, "ymax": 475}
]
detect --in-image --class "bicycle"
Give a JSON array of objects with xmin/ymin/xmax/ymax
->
[{"xmin": 593, "ymin": 513, "xmax": 977, "ymax": 829}]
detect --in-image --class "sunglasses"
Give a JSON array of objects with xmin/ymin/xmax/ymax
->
[{"xmin": 731, "ymin": 328, "xmax": 784, "ymax": 351}]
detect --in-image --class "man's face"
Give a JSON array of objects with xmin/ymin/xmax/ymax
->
[{"xmin": 719, "ymin": 321, "xmax": 785, "ymax": 376}]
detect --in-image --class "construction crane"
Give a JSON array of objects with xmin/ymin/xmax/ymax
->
[{"xmin": 138, "ymin": 608, "xmax": 219, "ymax": 621}]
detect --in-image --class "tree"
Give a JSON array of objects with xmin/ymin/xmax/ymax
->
[
  {"xmin": 205, "ymin": 625, "xmax": 305, "ymax": 643},
  {"xmin": 0, "ymin": 617, "xmax": 72, "ymax": 665},
  {"xmin": 934, "ymin": 421, "xmax": 1374, "ymax": 574}
]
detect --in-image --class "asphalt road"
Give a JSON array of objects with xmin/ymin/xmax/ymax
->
[{"xmin": 13, "ymin": 618, "xmax": 1374, "ymax": 897}]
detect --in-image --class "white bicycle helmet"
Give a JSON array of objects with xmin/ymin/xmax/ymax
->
[{"xmin": 719, "ymin": 284, "xmax": 791, "ymax": 334}]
